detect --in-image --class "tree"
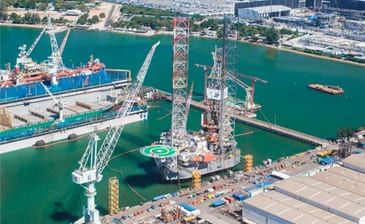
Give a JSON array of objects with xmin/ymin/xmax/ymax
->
[
  {"xmin": 77, "ymin": 13, "xmax": 88, "ymax": 25},
  {"xmin": 264, "ymin": 27, "xmax": 279, "ymax": 44},
  {"xmin": 336, "ymin": 127, "xmax": 354, "ymax": 138},
  {"xmin": 99, "ymin": 12, "xmax": 105, "ymax": 19},
  {"xmin": 88, "ymin": 15, "xmax": 99, "ymax": 24},
  {"xmin": 9, "ymin": 12, "xmax": 22, "ymax": 23},
  {"xmin": 0, "ymin": 0, "xmax": 8, "ymax": 20}
]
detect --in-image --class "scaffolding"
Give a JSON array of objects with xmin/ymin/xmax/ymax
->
[
  {"xmin": 161, "ymin": 205, "xmax": 181, "ymax": 223},
  {"xmin": 243, "ymin": 154, "xmax": 253, "ymax": 172},
  {"xmin": 108, "ymin": 177, "xmax": 119, "ymax": 215},
  {"xmin": 192, "ymin": 170, "xmax": 201, "ymax": 190}
]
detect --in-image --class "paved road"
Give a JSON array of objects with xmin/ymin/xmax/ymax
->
[{"xmin": 102, "ymin": 146, "xmax": 327, "ymax": 224}]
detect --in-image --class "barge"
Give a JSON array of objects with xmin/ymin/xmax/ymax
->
[{"xmin": 308, "ymin": 84, "xmax": 344, "ymax": 95}]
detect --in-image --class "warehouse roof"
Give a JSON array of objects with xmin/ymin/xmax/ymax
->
[
  {"xmin": 343, "ymin": 153, "xmax": 365, "ymax": 174},
  {"xmin": 310, "ymin": 168, "xmax": 365, "ymax": 198},
  {"xmin": 239, "ymin": 5, "xmax": 291, "ymax": 14},
  {"xmin": 275, "ymin": 177, "xmax": 365, "ymax": 223},
  {"xmin": 327, "ymin": 166, "xmax": 365, "ymax": 184},
  {"xmin": 244, "ymin": 191, "xmax": 355, "ymax": 224}
]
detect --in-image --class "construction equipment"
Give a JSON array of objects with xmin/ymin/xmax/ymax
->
[
  {"xmin": 16, "ymin": 27, "xmax": 47, "ymax": 66},
  {"xmin": 40, "ymin": 82, "xmax": 64, "ymax": 122},
  {"xmin": 237, "ymin": 73, "xmax": 267, "ymax": 110},
  {"xmin": 47, "ymin": 17, "xmax": 63, "ymax": 85},
  {"xmin": 195, "ymin": 63, "xmax": 266, "ymax": 113},
  {"xmin": 59, "ymin": 29, "xmax": 70, "ymax": 56},
  {"xmin": 72, "ymin": 41, "xmax": 160, "ymax": 224}
]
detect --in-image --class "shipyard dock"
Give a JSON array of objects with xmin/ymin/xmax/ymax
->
[
  {"xmin": 149, "ymin": 88, "xmax": 332, "ymax": 148},
  {"xmin": 103, "ymin": 143, "xmax": 364, "ymax": 224},
  {"xmin": 0, "ymin": 85, "xmax": 147, "ymax": 154}
]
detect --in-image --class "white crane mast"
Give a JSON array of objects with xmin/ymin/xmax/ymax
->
[
  {"xmin": 72, "ymin": 41, "xmax": 160, "ymax": 224},
  {"xmin": 40, "ymin": 82, "xmax": 64, "ymax": 122},
  {"xmin": 47, "ymin": 17, "xmax": 64, "ymax": 85}
]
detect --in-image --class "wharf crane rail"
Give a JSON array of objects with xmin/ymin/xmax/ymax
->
[{"xmin": 151, "ymin": 88, "xmax": 331, "ymax": 147}]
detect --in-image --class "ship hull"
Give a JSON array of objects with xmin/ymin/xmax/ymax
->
[
  {"xmin": 0, "ymin": 68, "xmax": 130, "ymax": 104},
  {"xmin": 0, "ymin": 111, "xmax": 147, "ymax": 154},
  {"xmin": 156, "ymin": 149, "xmax": 241, "ymax": 181}
]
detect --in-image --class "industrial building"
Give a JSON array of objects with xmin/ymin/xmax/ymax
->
[
  {"xmin": 322, "ymin": 0, "xmax": 365, "ymax": 10},
  {"xmin": 343, "ymin": 153, "xmax": 365, "ymax": 174},
  {"xmin": 234, "ymin": 0, "xmax": 306, "ymax": 16},
  {"xmin": 237, "ymin": 5, "xmax": 291, "ymax": 20},
  {"xmin": 242, "ymin": 154, "xmax": 365, "ymax": 224}
]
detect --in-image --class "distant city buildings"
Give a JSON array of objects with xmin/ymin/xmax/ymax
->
[
  {"xmin": 322, "ymin": 0, "xmax": 365, "ymax": 10},
  {"xmin": 238, "ymin": 5, "xmax": 290, "ymax": 20},
  {"xmin": 234, "ymin": 0, "xmax": 365, "ymax": 17}
]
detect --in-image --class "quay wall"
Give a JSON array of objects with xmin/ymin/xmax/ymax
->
[{"xmin": 152, "ymin": 88, "xmax": 329, "ymax": 147}]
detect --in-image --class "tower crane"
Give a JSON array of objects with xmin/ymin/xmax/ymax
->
[
  {"xmin": 47, "ymin": 17, "xmax": 63, "ymax": 85},
  {"xmin": 237, "ymin": 73, "xmax": 267, "ymax": 110},
  {"xmin": 40, "ymin": 82, "xmax": 64, "ymax": 122},
  {"xmin": 72, "ymin": 41, "xmax": 160, "ymax": 224}
]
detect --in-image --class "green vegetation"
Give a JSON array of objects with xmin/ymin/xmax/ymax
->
[
  {"xmin": 336, "ymin": 127, "xmax": 355, "ymax": 138},
  {"xmin": 336, "ymin": 125, "xmax": 365, "ymax": 138},
  {"xmin": 2, "ymin": 0, "xmax": 92, "ymax": 11},
  {"xmin": 120, "ymin": 4, "xmax": 174, "ymax": 17}
]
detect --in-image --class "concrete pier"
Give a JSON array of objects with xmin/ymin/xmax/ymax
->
[{"xmin": 151, "ymin": 88, "xmax": 331, "ymax": 147}]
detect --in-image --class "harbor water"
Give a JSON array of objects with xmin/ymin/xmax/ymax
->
[{"xmin": 1, "ymin": 27, "xmax": 364, "ymax": 223}]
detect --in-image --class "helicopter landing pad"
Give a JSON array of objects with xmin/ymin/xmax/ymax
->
[{"xmin": 140, "ymin": 145, "xmax": 176, "ymax": 158}]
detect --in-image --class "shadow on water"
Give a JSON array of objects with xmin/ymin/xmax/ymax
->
[
  {"xmin": 50, "ymin": 202, "xmax": 78, "ymax": 222},
  {"xmin": 124, "ymin": 159, "xmax": 162, "ymax": 187}
]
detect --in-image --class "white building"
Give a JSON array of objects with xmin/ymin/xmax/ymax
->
[{"xmin": 238, "ymin": 5, "xmax": 291, "ymax": 20}]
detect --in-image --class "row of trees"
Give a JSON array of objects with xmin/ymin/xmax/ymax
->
[
  {"xmin": 113, "ymin": 5, "xmax": 298, "ymax": 44},
  {"xmin": 1, "ymin": 0, "xmax": 92, "ymax": 11},
  {"xmin": 1, "ymin": 2, "xmax": 299, "ymax": 45},
  {"xmin": 7, "ymin": 12, "xmax": 68, "ymax": 24},
  {"xmin": 336, "ymin": 125, "xmax": 365, "ymax": 138}
]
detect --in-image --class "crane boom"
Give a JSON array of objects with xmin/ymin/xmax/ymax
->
[
  {"xmin": 184, "ymin": 82, "xmax": 194, "ymax": 131},
  {"xmin": 40, "ymin": 82, "xmax": 58, "ymax": 105},
  {"xmin": 95, "ymin": 41, "xmax": 160, "ymax": 175},
  {"xmin": 59, "ymin": 29, "xmax": 70, "ymax": 56},
  {"xmin": 47, "ymin": 17, "xmax": 64, "ymax": 71},
  {"xmin": 26, "ymin": 27, "xmax": 47, "ymax": 58},
  {"xmin": 72, "ymin": 41, "xmax": 160, "ymax": 224}
]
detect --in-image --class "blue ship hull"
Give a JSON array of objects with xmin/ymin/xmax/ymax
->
[{"xmin": 0, "ymin": 68, "xmax": 130, "ymax": 104}]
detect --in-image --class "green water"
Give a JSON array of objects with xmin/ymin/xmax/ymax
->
[{"xmin": 1, "ymin": 27, "xmax": 364, "ymax": 223}]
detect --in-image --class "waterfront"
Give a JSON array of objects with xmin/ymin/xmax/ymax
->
[{"xmin": 1, "ymin": 27, "xmax": 365, "ymax": 223}]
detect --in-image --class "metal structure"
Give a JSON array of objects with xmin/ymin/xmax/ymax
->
[
  {"xmin": 171, "ymin": 17, "xmax": 189, "ymax": 147},
  {"xmin": 59, "ymin": 29, "xmax": 71, "ymax": 56},
  {"xmin": 141, "ymin": 16, "xmax": 242, "ymax": 181},
  {"xmin": 47, "ymin": 17, "xmax": 64, "ymax": 85},
  {"xmin": 237, "ymin": 73, "xmax": 267, "ymax": 111},
  {"xmin": 72, "ymin": 41, "xmax": 160, "ymax": 224},
  {"xmin": 16, "ymin": 27, "xmax": 47, "ymax": 66},
  {"xmin": 195, "ymin": 63, "xmax": 266, "ymax": 114},
  {"xmin": 219, "ymin": 15, "xmax": 238, "ymax": 155},
  {"xmin": 40, "ymin": 82, "xmax": 64, "ymax": 122},
  {"xmin": 108, "ymin": 177, "xmax": 119, "ymax": 215}
]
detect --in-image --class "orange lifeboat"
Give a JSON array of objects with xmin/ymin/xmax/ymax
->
[{"xmin": 203, "ymin": 153, "xmax": 215, "ymax": 162}]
